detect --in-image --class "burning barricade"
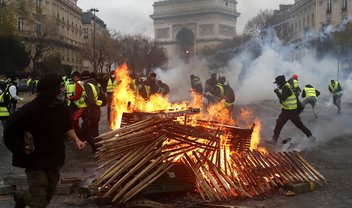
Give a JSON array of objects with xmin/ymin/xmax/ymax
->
[{"xmin": 87, "ymin": 64, "xmax": 326, "ymax": 205}]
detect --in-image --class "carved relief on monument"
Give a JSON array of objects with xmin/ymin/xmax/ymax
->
[
  {"xmin": 156, "ymin": 28, "xmax": 170, "ymax": 39},
  {"xmin": 219, "ymin": 24, "xmax": 235, "ymax": 36},
  {"xmin": 172, "ymin": 23, "xmax": 197, "ymax": 39},
  {"xmin": 199, "ymin": 24, "xmax": 215, "ymax": 36}
]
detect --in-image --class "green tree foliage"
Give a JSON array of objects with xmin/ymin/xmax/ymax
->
[
  {"xmin": 0, "ymin": 0, "xmax": 34, "ymax": 37},
  {"xmin": 0, "ymin": 36, "xmax": 30, "ymax": 76}
]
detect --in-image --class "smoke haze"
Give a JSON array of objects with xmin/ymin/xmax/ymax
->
[{"xmin": 77, "ymin": 0, "xmax": 295, "ymax": 37}]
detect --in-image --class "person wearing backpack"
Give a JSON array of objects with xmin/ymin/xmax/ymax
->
[
  {"xmin": 266, "ymin": 75, "xmax": 315, "ymax": 145},
  {"xmin": 0, "ymin": 81, "xmax": 11, "ymax": 128},
  {"xmin": 4, "ymin": 72, "xmax": 86, "ymax": 208},
  {"xmin": 81, "ymin": 72, "xmax": 104, "ymax": 153}
]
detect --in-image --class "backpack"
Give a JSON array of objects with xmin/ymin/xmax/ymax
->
[
  {"xmin": 97, "ymin": 84, "xmax": 107, "ymax": 107},
  {"xmin": 87, "ymin": 83, "xmax": 107, "ymax": 107}
]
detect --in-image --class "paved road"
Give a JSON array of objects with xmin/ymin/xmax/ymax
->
[{"xmin": 0, "ymin": 92, "xmax": 351, "ymax": 207}]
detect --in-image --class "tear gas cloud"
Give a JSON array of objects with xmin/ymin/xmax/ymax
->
[
  {"xmin": 156, "ymin": 29, "xmax": 351, "ymax": 105},
  {"xmin": 154, "ymin": 21, "xmax": 352, "ymax": 150}
]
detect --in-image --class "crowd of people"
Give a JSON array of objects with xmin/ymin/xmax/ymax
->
[
  {"xmin": 0, "ymin": 69, "xmax": 345, "ymax": 207},
  {"xmin": 191, "ymin": 73, "xmax": 236, "ymax": 113},
  {"xmin": 266, "ymin": 74, "xmax": 343, "ymax": 146}
]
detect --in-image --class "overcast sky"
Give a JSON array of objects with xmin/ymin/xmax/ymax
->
[{"xmin": 77, "ymin": 0, "xmax": 294, "ymax": 37}]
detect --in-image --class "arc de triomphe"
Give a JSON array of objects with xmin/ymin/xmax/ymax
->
[{"xmin": 150, "ymin": 0, "xmax": 240, "ymax": 68}]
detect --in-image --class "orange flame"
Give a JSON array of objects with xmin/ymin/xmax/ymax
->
[
  {"xmin": 110, "ymin": 64, "xmax": 188, "ymax": 129},
  {"xmin": 110, "ymin": 64, "xmax": 264, "ymax": 152}
]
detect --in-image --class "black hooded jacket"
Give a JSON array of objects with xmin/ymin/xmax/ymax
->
[{"xmin": 4, "ymin": 73, "xmax": 72, "ymax": 169}]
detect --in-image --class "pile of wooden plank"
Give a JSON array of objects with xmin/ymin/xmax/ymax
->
[{"xmin": 91, "ymin": 111, "xmax": 326, "ymax": 204}]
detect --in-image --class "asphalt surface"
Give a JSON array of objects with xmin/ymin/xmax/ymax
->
[{"xmin": 0, "ymin": 92, "xmax": 351, "ymax": 208}]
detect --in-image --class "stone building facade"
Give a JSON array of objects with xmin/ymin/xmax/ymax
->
[
  {"xmin": 4, "ymin": 0, "xmax": 107, "ymax": 72},
  {"xmin": 9, "ymin": 0, "xmax": 85, "ymax": 71},
  {"xmin": 82, "ymin": 10, "xmax": 107, "ymax": 72},
  {"xmin": 150, "ymin": 0, "xmax": 240, "ymax": 68},
  {"xmin": 283, "ymin": 0, "xmax": 352, "ymax": 41}
]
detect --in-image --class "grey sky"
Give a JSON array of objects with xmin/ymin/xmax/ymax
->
[{"xmin": 77, "ymin": 0, "xmax": 293, "ymax": 37}]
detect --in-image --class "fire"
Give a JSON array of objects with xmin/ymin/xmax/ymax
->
[
  {"xmin": 110, "ymin": 64, "xmax": 264, "ymax": 152},
  {"xmin": 250, "ymin": 119, "xmax": 261, "ymax": 150},
  {"xmin": 110, "ymin": 64, "xmax": 188, "ymax": 129}
]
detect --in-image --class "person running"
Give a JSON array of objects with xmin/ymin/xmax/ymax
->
[
  {"xmin": 302, "ymin": 84, "xmax": 320, "ymax": 119},
  {"xmin": 4, "ymin": 72, "xmax": 86, "ymax": 208},
  {"xmin": 266, "ymin": 75, "xmax": 315, "ymax": 145},
  {"xmin": 328, "ymin": 79, "xmax": 342, "ymax": 114}
]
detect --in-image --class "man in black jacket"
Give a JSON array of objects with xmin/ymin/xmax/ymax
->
[
  {"xmin": 266, "ymin": 75, "xmax": 314, "ymax": 145},
  {"xmin": 4, "ymin": 72, "xmax": 86, "ymax": 208}
]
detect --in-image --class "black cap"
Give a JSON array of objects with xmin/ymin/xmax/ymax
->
[
  {"xmin": 71, "ymin": 71, "xmax": 81, "ymax": 78},
  {"xmin": 273, "ymin": 75, "xmax": 286, "ymax": 84}
]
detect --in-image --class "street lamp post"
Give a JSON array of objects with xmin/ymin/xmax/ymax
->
[{"xmin": 90, "ymin": 8, "xmax": 99, "ymax": 72}]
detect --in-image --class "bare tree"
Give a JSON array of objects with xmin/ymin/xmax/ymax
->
[
  {"xmin": 81, "ymin": 30, "xmax": 113, "ymax": 74},
  {"xmin": 114, "ymin": 34, "xmax": 167, "ymax": 74},
  {"xmin": 26, "ymin": 16, "xmax": 60, "ymax": 75},
  {"xmin": 244, "ymin": 9, "xmax": 279, "ymax": 37}
]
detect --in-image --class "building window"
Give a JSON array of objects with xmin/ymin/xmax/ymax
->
[
  {"xmin": 36, "ymin": 0, "xmax": 42, "ymax": 8},
  {"xmin": 36, "ymin": 22, "xmax": 42, "ymax": 34},
  {"xmin": 327, "ymin": 0, "xmax": 332, "ymax": 14},
  {"xmin": 18, "ymin": 19, "xmax": 24, "ymax": 31},
  {"xmin": 341, "ymin": 0, "xmax": 347, "ymax": 11}
]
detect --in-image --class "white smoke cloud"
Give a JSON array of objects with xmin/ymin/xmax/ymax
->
[{"xmin": 152, "ymin": 20, "xmax": 352, "ymax": 151}]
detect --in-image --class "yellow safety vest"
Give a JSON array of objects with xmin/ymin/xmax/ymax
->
[
  {"xmin": 0, "ymin": 92, "xmax": 10, "ymax": 117},
  {"xmin": 216, "ymin": 83, "xmax": 225, "ymax": 97},
  {"xmin": 281, "ymin": 83, "xmax": 297, "ymax": 110},
  {"xmin": 106, "ymin": 79, "xmax": 118, "ymax": 93},
  {"xmin": 145, "ymin": 85, "xmax": 151, "ymax": 99},
  {"xmin": 26, "ymin": 79, "xmax": 32, "ymax": 87},
  {"xmin": 304, "ymin": 87, "xmax": 316, "ymax": 98},
  {"xmin": 224, "ymin": 101, "xmax": 234, "ymax": 108},
  {"xmin": 293, "ymin": 79, "xmax": 299, "ymax": 88},
  {"xmin": 132, "ymin": 79, "xmax": 139, "ymax": 96},
  {"xmin": 329, "ymin": 81, "xmax": 342, "ymax": 96},
  {"xmin": 66, "ymin": 81, "xmax": 76, "ymax": 106},
  {"xmin": 88, "ymin": 83, "xmax": 102, "ymax": 107},
  {"xmin": 74, "ymin": 81, "xmax": 87, "ymax": 108}
]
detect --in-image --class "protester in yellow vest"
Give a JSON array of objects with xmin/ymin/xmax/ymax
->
[
  {"xmin": 266, "ymin": 75, "xmax": 315, "ymax": 145},
  {"xmin": 328, "ymin": 80, "xmax": 342, "ymax": 114},
  {"xmin": 26, "ymin": 75, "xmax": 33, "ymax": 96},
  {"xmin": 302, "ymin": 84, "xmax": 320, "ymax": 119},
  {"xmin": 288, "ymin": 74, "xmax": 302, "ymax": 97},
  {"xmin": 0, "ymin": 82, "xmax": 11, "ymax": 128},
  {"xmin": 105, "ymin": 70, "xmax": 118, "ymax": 121},
  {"xmin": 68, "ymin": 71, "xmax": 87, "ymax": 138},
  {"xmin": 81, "ymin": 72, "xmax": 103, "ymax": 153}
]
